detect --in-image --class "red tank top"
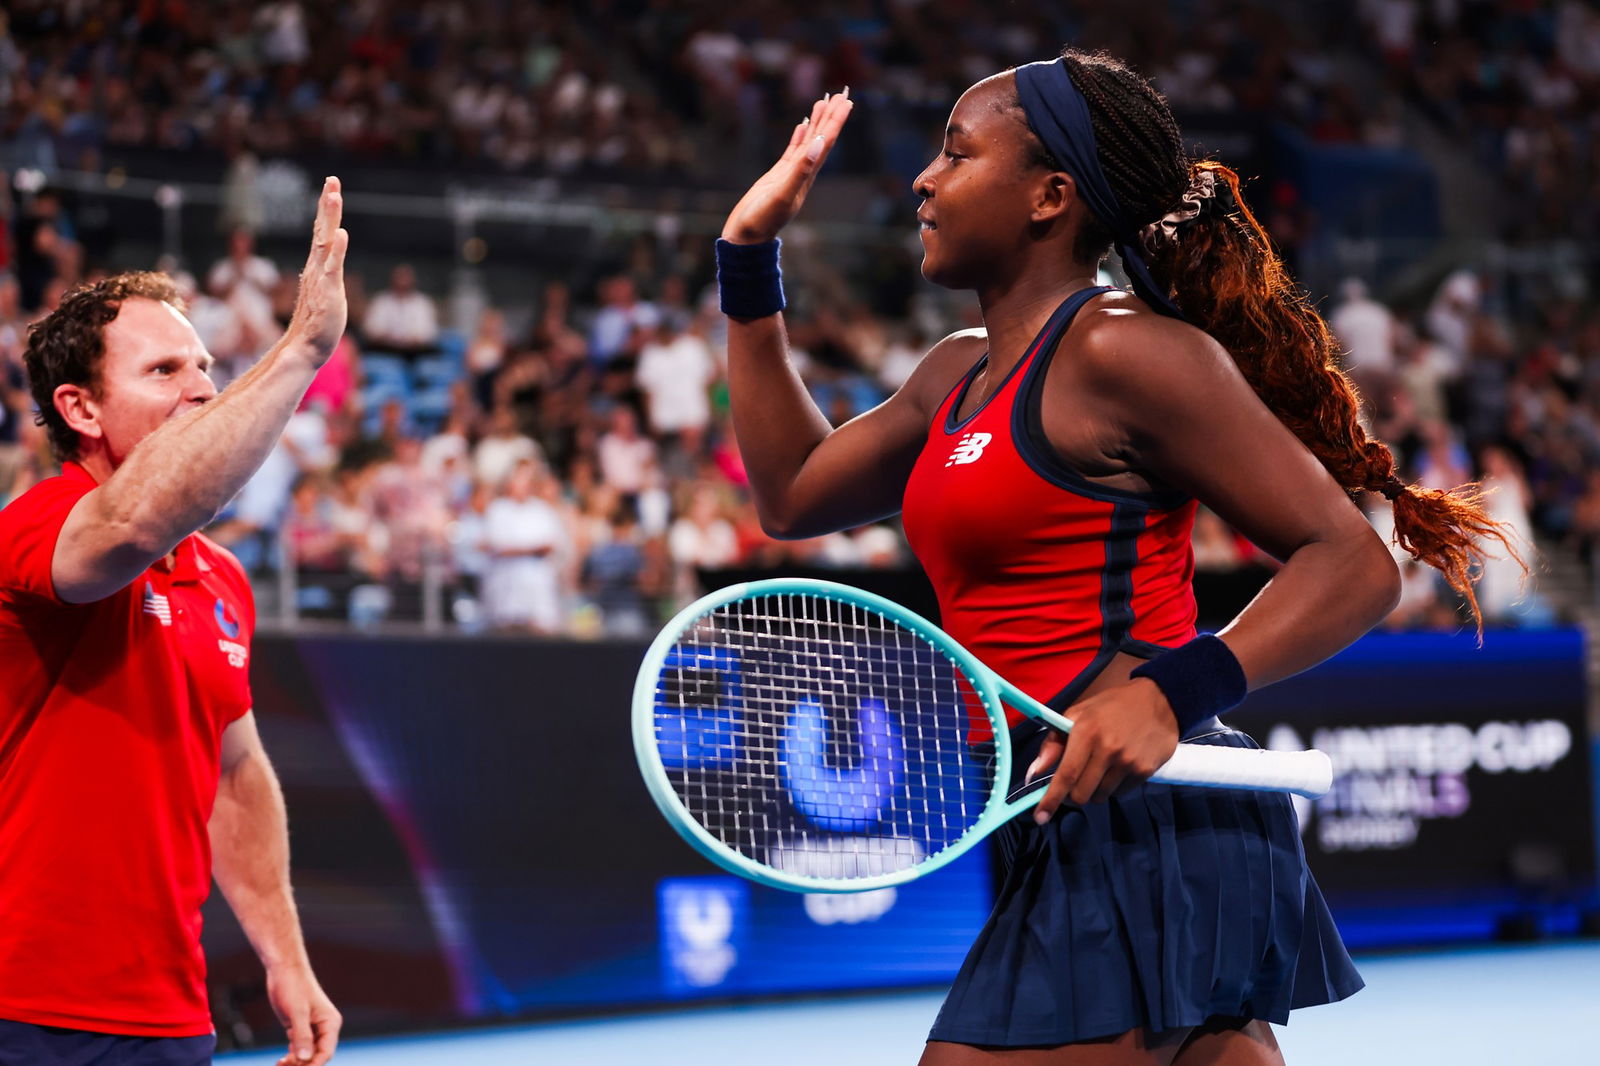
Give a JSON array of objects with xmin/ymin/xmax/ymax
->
[{"xmin": 901, "ymin": 287, "xmax": 1198, "ymax": 738}]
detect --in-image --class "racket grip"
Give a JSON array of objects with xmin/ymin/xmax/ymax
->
[{"xmin": 1151, "ymin": 744, "xmax": 1333, "ymax": 799}]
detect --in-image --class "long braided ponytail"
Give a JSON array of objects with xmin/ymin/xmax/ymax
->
[{"xmin": 1029, "ymin": 49, "xmax": 1523, "ymax": 630}]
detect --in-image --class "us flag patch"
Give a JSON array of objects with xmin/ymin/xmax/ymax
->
[{"xmin": 142, "ymin": 583, "xmax": 173, "ymax": 626}]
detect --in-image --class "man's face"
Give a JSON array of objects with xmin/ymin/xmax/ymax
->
[{"xmin": 63, "ymin": 297, "xmax": 217, "ymax": 466}]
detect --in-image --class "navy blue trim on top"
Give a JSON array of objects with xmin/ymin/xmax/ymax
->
[
  {"xmin": 943, "ymin": 288, "xmax": 1108, "ymax": 436},
  {"xmin": 1011, "ymin": 290, "xmax": 1191, "ymax": 511},
  {"xmin": 1043, "ymin": 500, "xmax": 1147, "ymax": 712},
  {"xmin": 1120, "ymin": 637, "xmax": 1178, "ymax": 659}
]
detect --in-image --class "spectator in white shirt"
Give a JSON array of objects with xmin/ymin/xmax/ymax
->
[
  {"xmin": 206, "ymin": 227, "xmax": 279, "ymax": 364},
  {"xmin": 1425, "ymin": 269, "xmax": 1482, "ymax": 367},
  {"xmin": 364, "ymin": 263, "xmax": 439, "ymax": 355},
  {"xmin": 1329, "ymin": 278, "xmax": 1396, "ymax": 384},
  {"xmin": 483, "ymin": 460, "xmax": 566, "ymax": 632},
  {"xmin": 473, "ymin": 406, "xmax": 543, "ymax": 490},
  {"xmin": 596, "ymin": 405, "xmax": 658, "ymax": 499},
  {"xmin": 636, "ymin": 319, "xmax": 716, "ymax": 453}
]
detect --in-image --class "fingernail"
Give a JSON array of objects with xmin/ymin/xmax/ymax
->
[
  {"xmin": 298, "ymin": 1050, "xmax": 312, "ymax": 1062},
  {"xmin": 1034, "ymin": 808, "xmax": 1051, "ymax": 826},
  {"xmin": 823, "ymin": 92, "xmax": 831, "ymax": 102},
  {"xmin": 1026, "ymin": 756, "xmax": 1043, "ymax": 778},
  {"xmin": 807, "ymin": 135, "xmax": 825, "ymax": 162},
  {"xmin": 842, "ymin": 85, "xmax": 851, "ymax": 97}
]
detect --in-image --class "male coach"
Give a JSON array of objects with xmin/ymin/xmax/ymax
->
[{"xmin": 0, "ymin": 179, "xmax": 350, "ymax": 1065}]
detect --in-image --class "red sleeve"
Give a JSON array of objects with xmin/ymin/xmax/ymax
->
[{"xmin": 0, "ymin": 476, "xmax": 94, "ymax": 606}]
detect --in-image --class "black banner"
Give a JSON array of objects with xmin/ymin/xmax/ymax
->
[{"xmin": 1226, "ymin": 629, "xmax": 1595, "ymax": 902}]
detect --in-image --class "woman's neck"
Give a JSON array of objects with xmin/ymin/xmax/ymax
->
[{"xmin": 975, "ymin": 262, "xmax": 1101, "ymax": 371}]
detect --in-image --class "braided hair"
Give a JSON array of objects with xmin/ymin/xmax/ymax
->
[{"xmin": 1019, "ymin": 49, "xmax": 1522, "ymax": 632}]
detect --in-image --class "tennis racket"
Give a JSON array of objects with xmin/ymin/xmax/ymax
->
[{"xmin": 634, "ymin": 578, "xmax": 1332, "ymax": 893}]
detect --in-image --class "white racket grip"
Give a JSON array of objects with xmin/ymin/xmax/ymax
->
[{"xmin": 1151, "ymin": 744, "xmax": 1333, "ymax": 799}]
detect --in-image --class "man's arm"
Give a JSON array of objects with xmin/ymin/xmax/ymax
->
[
  {"xmin": 212, "ymin": 712, "xmax": 341, "ymax": 1066},
  {"xmin": 51, "ymin": 179, "xmax": 349, "ymax": 604}
]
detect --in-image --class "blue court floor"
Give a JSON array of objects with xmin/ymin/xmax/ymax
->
[{"xmin": 221, "ymin": 941, "xmax": 1600, "ymax": 1065}]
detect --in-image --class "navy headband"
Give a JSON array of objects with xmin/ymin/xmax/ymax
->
[{"xmin": 1013, "ymin": 58, "xmax": 1185, "ymax": 320}]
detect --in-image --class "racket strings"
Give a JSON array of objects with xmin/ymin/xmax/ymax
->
[{"xmin": 653, "ymin": 592, "xmax": 995, "ymax": 883}]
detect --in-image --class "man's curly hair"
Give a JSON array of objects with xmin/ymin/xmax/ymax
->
[{"xmin": 24, "ymin": 272, "xmax": 185, "ymax": 461}]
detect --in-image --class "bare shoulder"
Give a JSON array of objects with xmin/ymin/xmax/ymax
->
[
  {"xmin": 921, "ymin": 327, "xmax": 987, "ymax": 369},
  {"xmin": 898, "ymin": 328, "xmax": 986, "ymax": 410},
  {"xmin": 1071, "ymin": 293, "xmax": 1243, "ymax": 396}
]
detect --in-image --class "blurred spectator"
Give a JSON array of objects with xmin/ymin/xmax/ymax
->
[
  {"xmin": 474, "ymin": 406, "xmax": 543, "ymax": 490},
  {"xmin": 1414, "ymin": 419, "xmax": 1472, "ymax": 491},
  {"xmin": 369, "ymin": 437, "xmax": 452, "ymax": 583},
  {"xmin": 13, "ymin": 190, "xmax": 79, "ymax": 312},
  {"xmin": 0, "ymin": 274, "xmax": 27, "ymax": 461},
  {"xmin": 451, "ymin": 481, "xmax": 493, "ymax": 592},
  {"xmin": 1329, "ymin": 278, "xmax": 1396, "ymax": 384},
  {"xmin": 635, "ymin": 317, "xmax": 717, "ymax": 458},
  {"xmin": 285, "ymin": 474, "xmax": 350, "ymax": 573},
  {"xmin": 1475, "ymin": 446, "xmax": 1538, "ymax": 626},
  {"xmin": 1392, "ymin": 322, "xmax": 1456, "ymax": 427},
  {"xmin": 467, "ymin": 308, "xmax": 510, "ymax": 409},
  {"xmin": 582, "ymin": 502, "xmax": 652, "ymax": 637},
  {"xmin": 1425, "ymin": 269, "xmax": 1481, "ymax": 367},
  {"xmin": 421, "ymin": 410, "xmax": 472, "ymax": 481},
  {"xmin": 206, "ymin": 228, "xmax": 280, "ymax": 367},
  {"xmin": 364, "ymin": 264, "xmax": 439, "ymax": 355},
  {"xmin": 668, "ymin": 484, "xmax": 738, "ymax": 594},
  {"xmin": 171, "ymin": 268, "xmax": 247, "ymax": 378},
  {"xmin": 588, "ymin": 275, "xmax": 658, "ymax": 369},
  {"xmin": 483, "ymin": 460, "xmax": 566, "ymax": 633},
  {"xmin": 210, "ymin": 405, "xmax": 334, "ymax": 570},
  {"xmin": 596, "ymin": 405, "xmax": 658, "ymax": 501}
]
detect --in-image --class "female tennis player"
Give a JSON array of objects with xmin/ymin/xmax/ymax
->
[{"xmin": 717, "ymin": 52, "xmax": 1516, "ymax": 1065}]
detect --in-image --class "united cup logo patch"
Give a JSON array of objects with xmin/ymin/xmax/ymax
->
[{"xmin": 945, "ymin": 431, "xmax": 992, "ymax": 467}]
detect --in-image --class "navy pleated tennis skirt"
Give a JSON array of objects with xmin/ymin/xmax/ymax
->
[{"xmin": 928, "ymin": 719, "xmax": 1363, "ymax": 1048}]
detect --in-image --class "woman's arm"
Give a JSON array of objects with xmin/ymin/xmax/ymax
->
[
  {"xmin": 720, "ymin": 89, "xmax": 959, "ymax": 537},
  {"xmin": 729, "ymin": 319, "xmax": 977, "ymax": 537},
  {"xmin": 1033, "ymin": 309, "xmax": 1400, "ymax": 814}
]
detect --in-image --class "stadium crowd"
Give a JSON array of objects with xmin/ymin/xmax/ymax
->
[
  {"xmin": 5, "ymin": 0, "xmax": 1597, "ymax": 238},
  {"xmin": 0, "ymin": 0, "xmax": 1593, "ymax": 634},
  {"xmin": 0, "ymin": 197, "xmax": 1581, "ymax": 635}
]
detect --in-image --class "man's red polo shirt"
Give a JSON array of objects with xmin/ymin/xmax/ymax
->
[{"xmin": 0, "ymin": 462, "xmax": 254, "ymax": 1036}]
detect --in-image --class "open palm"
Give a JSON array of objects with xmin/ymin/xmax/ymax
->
[{"xmin": 722, "ymin": 90, "xmax": 855, "ymax": 245}]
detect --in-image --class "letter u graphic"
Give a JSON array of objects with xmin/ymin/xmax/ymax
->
[{"xmin": 780, "ymin": 698, "xmax": 904, "ymax": 832}]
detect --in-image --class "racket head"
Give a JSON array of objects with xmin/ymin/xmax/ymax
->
[{"xmin": 633, "ymin": 578, "xmax": 1014, "ymax": 892}]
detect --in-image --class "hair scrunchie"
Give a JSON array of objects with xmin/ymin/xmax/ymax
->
[{"xmin": 1139, "ymin": 167, "xmax": 1218, "ymax": 254}]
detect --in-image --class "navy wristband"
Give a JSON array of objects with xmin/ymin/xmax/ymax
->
[
  {"xmin": 1129, "ymin": 635, "xmax": 1248, "ymax": 737},
  {"xmin": 716, "ymin": 238, "xmax": 786, "ymax": 319}
]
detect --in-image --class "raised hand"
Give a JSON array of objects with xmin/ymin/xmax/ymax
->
[
  {"xmin": 282, "ymin": 177, "xmax": 350, "ymax": 367},
  {"xmin": 722, "ymin": 90, "xmax": 855, "ymax": 245}
]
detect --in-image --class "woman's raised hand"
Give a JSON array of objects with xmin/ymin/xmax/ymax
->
[{"xmin": 721, "ymin": 90, "xmax": 854, "ymax": 245}]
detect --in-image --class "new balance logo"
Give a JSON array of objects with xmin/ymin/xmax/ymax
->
[
  {"xmin": 142, "ymin": 583, "xmax": 173, "ymax": 627},
  {"xmin": 945, "ymin": 432, "xmax": 992, "ymax": 467}
]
